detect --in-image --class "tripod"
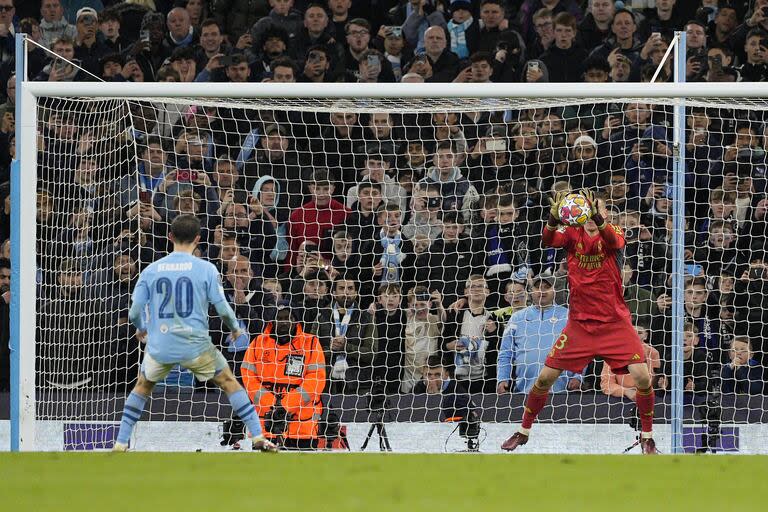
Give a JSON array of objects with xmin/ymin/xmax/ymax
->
[
  {"xmin": 361, "ymin": 410, "xmax": 392, "ymax": 451},
  {"xmin": 622, "ymin": 406, "xmax": 641, "ymax": 454}
]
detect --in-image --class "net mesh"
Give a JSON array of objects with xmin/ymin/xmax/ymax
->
[{"xmin": 32, "ymin": 94, "xmax": 768, "ymax": 452}]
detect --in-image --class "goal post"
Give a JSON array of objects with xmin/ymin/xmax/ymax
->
[{"xmin": 12, "ymin": 33, "xmax": 768, "ymax": 453}]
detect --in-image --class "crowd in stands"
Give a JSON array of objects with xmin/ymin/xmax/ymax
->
[{"xmin": 0, "ymin": 0, "xmax": 768, "ymax": 407}]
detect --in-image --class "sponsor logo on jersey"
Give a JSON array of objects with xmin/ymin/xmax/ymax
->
[
  {"xmin": 632, "ymin": 353, "xmax": 641, "ymax": 360},
  {"xmin": 159, "ymin": 324, "xmax": 169, "ymax": 334},
  {"xmin": 574, "ymin": 250, "xmax": 605, "ymax": 270}
]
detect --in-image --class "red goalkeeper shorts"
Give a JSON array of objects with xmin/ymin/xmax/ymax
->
[{"xmin": 544, "ymin": 317, "xmax": 646, "ymax": 375}]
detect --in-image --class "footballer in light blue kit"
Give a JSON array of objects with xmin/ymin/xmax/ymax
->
[{"xmin": 113, "ymin": 214, "xmax": 277, "ymax": 452}]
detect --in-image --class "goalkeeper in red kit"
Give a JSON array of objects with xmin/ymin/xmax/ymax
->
[{"xmin": 501, "ymin": 189, "xmax": 658, "ymax": 454}]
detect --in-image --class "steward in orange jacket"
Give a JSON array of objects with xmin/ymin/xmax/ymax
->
[{"xmin": 241, "ymin": 303, "xmax": 326, "ymax": 450}]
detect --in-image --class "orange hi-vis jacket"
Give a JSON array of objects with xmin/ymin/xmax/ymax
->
[{"xmin": 241, "ymin": 324, "xmax": 326, "ymax": 439}]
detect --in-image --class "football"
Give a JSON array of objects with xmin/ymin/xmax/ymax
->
[{"xmin": 558, "ymin": 193, "xmax": 592, "ymax": 226}]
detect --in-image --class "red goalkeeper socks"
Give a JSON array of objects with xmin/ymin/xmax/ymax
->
[
  {"xmin": 521, "ymin": 384, "xmax": 550, "ymax": 429},
  {"xmin": 635, "ymin": 387, "xmax": 655, "ymax": 433}
]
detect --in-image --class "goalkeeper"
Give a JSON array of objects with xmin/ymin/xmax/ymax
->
[
  {"xmin": 113, "ymin": 214, "xmax": 278, "ymax": 452},
  {"xmin": 501, "ymin": 190, "xmax": 657, "ymax": 454}
]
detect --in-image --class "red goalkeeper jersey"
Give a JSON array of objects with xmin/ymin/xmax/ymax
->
[{"xmin": 541, "ymin": 223, "xmax": 631, "ymax": 323}]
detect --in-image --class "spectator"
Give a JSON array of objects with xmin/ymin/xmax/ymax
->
[
  {"xmin": 118, "ymin": 135, "xmax": 167, "ymax": 209},
  {"xmin": 474, "ymin": 0, "xmax": 520, "ymax": 54},
  {"xmin": 493, "ymin": 279, "xmax": 529, "ymax": 322},
  {"xmin": 241, "ymin": 122, "xmax": 305, "ymax": 209},
  {"xmin": 215, "ymin": 254, "xmax": 271, "ymax": 373},
  {"xmin": 589, "ymin": 9, "xmax": 642, "ymax": 67},
  {"xmin": 518, "ymin": 0, "xmax": 583, "ymax": 46},
  {"xmin": 427, "ymin": 210, "xmax": 479, "ymax": 304},
  {"xmin": 622, "ymin": 261, "xmax": 657, "ymax": 327},
  {"xmin": 401, "ymin": 285, "xmax": 443, "ymax": 392},
  {"xmin": 421, "ymin": 25, "xmax": 460, "ymax": 82},
  {"xmin": 269, "ymin": 56, "xmax": 297, "ymax": 82},
  {"xmin": 711, "ymin": 4, "xmax": 738, "ymax": 46},
  {"xmin": 328, "ymin": 0, "xmax": 352, "ymax": 40},
  {"xmin": 288, "ymin": 169, "xmax": 349, "ymax": 266},
  {"xmin": 686, "ymin": 20, "xmax": 708, "ymax": 52},
  {"xmin": 185, "ymin": 0, "xmax": 209, "ymax": 27},
  {"xmin": 601, "ymin": 324, "xmax": 662, "ymax": 399},
  {"xmin": 329, "ymin": 229, "xmax": 359, "ymax": 278},
  {"xmin": 497, "ymin": 275, "xmax": 579, "ymax": 394},
  {"xmin": 339, "ymin": 179, "xmax": 383, "ymax": 243},
  {"xmin": 474, "ymin": 194, "xmax": 541, "ymax": 302},
  {"xmin": 442, "ymin": 275, "xmax": 496, "ymax": 392},
  {"xmin": 398, "ymin": 0, "xmax": 447, "ymax": 54},
  {"xmin": 195, "ymin": 19, "xmax": 230, "ymax": 71},
  {"xmin": 694, "ymin": 219, "xmax": 739, "ymax": 276},
  {"xmin": 540, "ymin": 12, "xmax": 588, "ymax": 83},
  {"xmin": 39, "ymin": 0, "xmax": 77, "ymax": 49},
  {"xmin": 654, "ymin": 276, "xmax": 721, "ymax": 360},
  {"xmin": 737, "ymin": 29, "xmax": 768, "ymax": 81},
  {"xmin": 250, "ymin": 0, "xmax": 303, "ymax": 49},
  {"xmin": 357, "ymin": 202, "xmax": 417, "ymax": 299},
  {"xmin": 128, "ymin": 12, "xmax": 171, "ymax": 82},
  {"xmin": 721, "ymin": 335, "xmax": 764, "ymax": 394},
  {"xmin": 356, "ymin": 48, "xmax": 394, "ymax": 82},
  {"xmin": 672, "ymin": 321, "xmax": 710, "ymax": 395},
  {"xmin": 368, "ymin": 283, "xmax": 407, "ymax": 394},
  {"xmin": 251, "ymin": 175, "xmax": 290, "ymax": 273},
  {"xmin": 446, "ymin": 0, "xmax": 475, "ymax": 59},
  {"xmin": 577, "ymin": 0, "xmax": 614, "ymax": 53},
  {"xmin": 211, "ymin": 0, "xmax": 269, "ymax": 42},
  {"xmin": 420, "ymin": 139, "xmax": 479, "ymax": 215},
  {"xmin": 300, "ymin": 44, "xmax": 333, "ymax": 82},
  {"xmin": 527, "ymin": 8, "xmax": 555, "ymax": 60},
  {"xmin": 295, "ymin": 3, "xmax": 344, "ymax": 73},
  {"xmin": 637, "ymin": 0, "xmax": 685, "ymax": 41},
  {"xmin": 402, "ymin": 181, "xmax": 443, "ymax": 241},
  {"xmin": 346, "ymin": 154, "xmax": 407, "ymax": 212},
  {"xmin": 309, "ymin": 277, "xmax": 378, "ymax": 394},
  {"xmin": 467, "ymin": 50, "xmax": 494, "ymax": 83},
  {"xmin": 704, "ymin": 45, "xmax": 739, "ymax": 82},
  {"xmin": 165, "ymin": 7, "xmax": 199, "ymax": 53},
  {"xmin": 0, "ymin": 0, "xmax": 15, "ymax": 65},
  {"xmin": 98, "ymin": 8, "xmax": 129, "ymax": 55},
  {"xmin": 73, "ymin": 7, "xmax": 109, "ymax": 76}
]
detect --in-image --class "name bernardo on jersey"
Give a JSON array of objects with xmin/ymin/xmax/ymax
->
[{"xmin": 157, "ymin": 262, "xmax": 194, "ymax": 272}]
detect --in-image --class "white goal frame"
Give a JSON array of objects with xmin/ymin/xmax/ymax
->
[{"xmin": 12, "ymin": 31, "xmax": 768, "ymax": 452}]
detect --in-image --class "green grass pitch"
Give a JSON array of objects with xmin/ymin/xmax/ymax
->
[{"xmin": 2, "ymin": 453, "xmax": 766, "ymax": 511}]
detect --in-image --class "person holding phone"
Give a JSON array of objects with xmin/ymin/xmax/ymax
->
[
  {"xmin": 705, "ymin": 46, "xmax": 738, "ymax": 82},
  {"xmin": 357, "ymin": 48, "xmax": 386, "ymax": 82},
  {"xmin": 736, "ymin": 29, "xmax": 768, "ymax": 82}
]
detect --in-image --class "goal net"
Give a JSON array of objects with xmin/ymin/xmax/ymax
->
[{"xmin": 16, "ymin": 85, "xmax": 768, "ymax": 453}]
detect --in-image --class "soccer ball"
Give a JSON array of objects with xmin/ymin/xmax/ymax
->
[{"xmin": 558, "ymin": 193, "xmax": 592, "ymax": 226}]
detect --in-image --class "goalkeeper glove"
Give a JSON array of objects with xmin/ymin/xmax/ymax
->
[
  {"xmin": 579, "ymin": 188, "xmax": 606, "ymax": 229},
  {"xmin": 547, "ymin": 191, "xmax": 566, "ymax": 226}
]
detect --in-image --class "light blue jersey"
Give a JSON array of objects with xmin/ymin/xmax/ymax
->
[{"xmin": 129, "ymin": 252, "xmax": 238, "ymax": 364}]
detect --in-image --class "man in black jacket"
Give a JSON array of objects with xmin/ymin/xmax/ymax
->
[
  {"xmin": 540, "ymin": 12, "xmax": 588, "ymax": 82},
  {"xmin": 422, "ymin": 26, "xmax": 460, "ymax": 82},
  {"xmin": 428, "ymin": 211, "xmax": 481, "ymax": 305}
]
